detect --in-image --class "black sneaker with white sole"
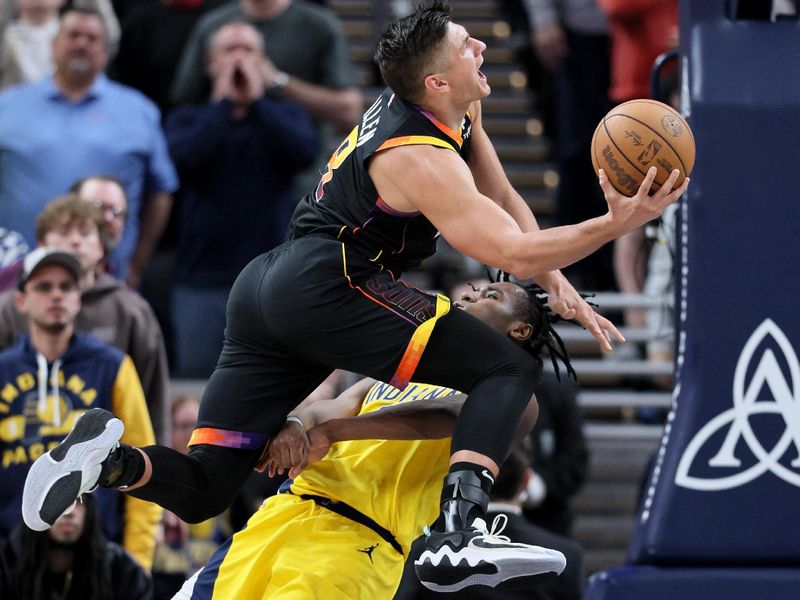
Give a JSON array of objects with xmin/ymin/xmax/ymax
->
[
  {"xmin": 414, "ymin": 514, "xmax": 567, "ymax": 592},
  {"xmin": 22, "ymin": 408, "xmax": 123, "ymax": 531}
]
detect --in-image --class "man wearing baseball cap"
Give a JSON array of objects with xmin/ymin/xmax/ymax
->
[
  {"xmin": 0, "ymin": 247, "xmax": 160, "ymax": 571},
  {"xmin": 0, "ymin": 195, "xmax": 171, "ymax": 442},
  {"xmin": 16, "ymin": 247, "xmax": 83, "ymax": 291}
]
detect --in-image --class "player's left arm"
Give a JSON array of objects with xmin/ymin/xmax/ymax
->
[
  {"xmin": 290, "ymin": 392, "xmax": 538, "ymax": 479},
  {"xmin": 312, "ymin": 374, "xmax": 543, "ymax": 444},
  {"xmin": 315, "ymin": 393, "xmax": 468, "ymax": 444},
  {"xmin": 270, "ymin": 393, "xmax": 469, "ymax": 479},
  {"xmin": 466, "ymin": 101, "xmax": 619, "ymax": 336}
]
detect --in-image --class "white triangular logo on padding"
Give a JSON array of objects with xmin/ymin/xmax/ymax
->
[{"xmin": 676, "ymin": 319, "xmax": 800, "ymax": 490}]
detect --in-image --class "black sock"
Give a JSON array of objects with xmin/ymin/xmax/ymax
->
[{"xmin": 100, "ymin": 445, "xmax": 145, "ymax": 488}]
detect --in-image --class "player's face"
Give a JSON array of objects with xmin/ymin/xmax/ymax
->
[
  {"xmin": 454, "ymin": 282, "xmax": 527, "ymax": 335},
  {"xmin": 16, "ymin": 265, "xmax": 81, "ymax": 333},
  {"xmin": 438, "ymin": 23, "xmax": 490, "ymax": 103}
]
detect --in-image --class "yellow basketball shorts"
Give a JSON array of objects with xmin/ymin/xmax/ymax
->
[{"xmin": 175, "ymin": 493, "xmax": 405, "ymax": 599}]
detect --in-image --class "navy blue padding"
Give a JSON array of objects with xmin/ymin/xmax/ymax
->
[
  {"xmin": 583, "ymin": 566, "xmax": 800, "ymax": 600},
  {"xmin": 627, "ymin": 1, "xmax": 800, "ymax": 564}
]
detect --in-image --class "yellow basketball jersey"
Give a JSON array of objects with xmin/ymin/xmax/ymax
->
[{"xmin": 289, "ymin": 381, "xmax": 456, "ymax": 554}]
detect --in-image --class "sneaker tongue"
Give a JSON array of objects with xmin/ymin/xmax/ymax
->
[
  {"xmin": 81, "ymin": 463, "xmax": 103, "ymax": 494},
  {"xmin": 470, "ymin": 517, "xmax": 488, "ymax": 532}
]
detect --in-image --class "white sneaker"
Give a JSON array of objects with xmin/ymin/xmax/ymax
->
[
  {"xmin": 414, "ymin": 514, "xmax": 566, "ymax": 592},
  {"xmin": 22, "ymin": 408, "xmax": 123, "ymax": 531}
]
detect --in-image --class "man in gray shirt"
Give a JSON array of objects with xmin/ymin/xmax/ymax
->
[{"xmin": 170, "ymin": 0, "xmax": 362, "ymax": 131}]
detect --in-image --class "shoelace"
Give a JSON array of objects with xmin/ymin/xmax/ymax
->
[
  {"xmin": 471, "ymin": 514, "xmax": 511, "ymax": 544},
  {"xmin": 422, "ymin": 513, "xmax": 512, "ymax": 542}
]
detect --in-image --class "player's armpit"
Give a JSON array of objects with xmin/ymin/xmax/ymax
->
[{"xmin": 369, "ymin": 145, "xmax": 526, "ymax": 272}]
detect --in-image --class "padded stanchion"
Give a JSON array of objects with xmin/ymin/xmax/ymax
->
[
  {"xmin": 583, "ymin": 566, "xmax": 800, "ymax": 600},
  {"xmin": 626, "ymin": 0, "xmax": 800, "ymax": 566}
]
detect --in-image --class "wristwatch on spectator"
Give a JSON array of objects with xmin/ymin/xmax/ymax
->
[{"xmin": 268, "ymin": 71, "xmax": 290, "ymax": 96}]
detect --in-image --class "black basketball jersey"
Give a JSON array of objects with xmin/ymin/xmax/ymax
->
[{"xmin": 288, "ymin": 88, "xmax": 473, "ymax": 275}]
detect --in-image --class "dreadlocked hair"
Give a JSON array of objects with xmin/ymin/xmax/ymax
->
[
  {"xmin": 492, "ymin": 270, "xmax": 578, "ymax": 382},
  {"xmin": 12, "ymin": 494, "xmax": 113, "ymax": 600}
]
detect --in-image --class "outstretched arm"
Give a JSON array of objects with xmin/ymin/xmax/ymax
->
[
  {"xmin": 370, "ymin": 136, "xmax": 686, "ymax": 278},
  {"xmin": 370, "ymin": 125, "xmax": 683, "ymax": 348},
  {"xmin": 264, "ymin": 377, "xmax": 376, "ymax": 474},
  {"xmin": 314, "ymin": 393, "xmax": 467, "ymax": 444},
  {"xmin": 269, "ymin": 386, "xmax": 540, "ymax": 478},
  {"xmin": 465, "ymin": 101, "xmax": 624, "ymax": 348},
  {"xmin": 266, "ymin": 381, "xmax": 466, "ymax": 477},
  {"xmin": 310, "ymin": 391, "xmax": 539, "ymax": 468}
]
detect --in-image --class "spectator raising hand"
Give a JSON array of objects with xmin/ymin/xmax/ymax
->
[{"xmin": 165, "ymin": 21, "xmax": 319, "ymax": 377}]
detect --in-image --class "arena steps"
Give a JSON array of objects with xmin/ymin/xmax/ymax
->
[
  {"xmin": 574, "ymin": 482, "xmax": 642, "ymax": 515},
  {"xmin": 572, "ymin": 424, "xmax": 663, "ymax": 575},
  {"xmin": 573, "ymin": 515, "xmax": 636, "ymax": 549},
  {"xmin": 582, "ymin": 549, "xmax": 630, "ymax": 577}
]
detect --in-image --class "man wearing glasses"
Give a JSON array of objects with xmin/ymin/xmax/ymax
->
[{"xmin": 70, "ymin": 175, "xmax": 129, "ymax": 271}]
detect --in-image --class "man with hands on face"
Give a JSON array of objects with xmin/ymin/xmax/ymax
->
[
  {"xmin": 209, "ymin": 24, "xmax": 265, "ymax": 111},
  {"xmin": 169, "ymin": 0, "xmax": 362, "ymax": 130},
  {"xmin": 164, "ymin": 20, "xmax": 318, "ymax": 377}
]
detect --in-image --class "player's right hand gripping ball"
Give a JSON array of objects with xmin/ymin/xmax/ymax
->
[{"xmin": 591, "ymin": 99, "xmax": 696, "ymax": 195}]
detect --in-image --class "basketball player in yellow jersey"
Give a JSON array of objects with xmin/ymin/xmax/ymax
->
[{"xmin": 174, "ymin": 279, "xmax": 575, "ymax": 599}]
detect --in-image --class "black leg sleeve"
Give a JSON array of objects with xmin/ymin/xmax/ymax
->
[
  {"xmin": 450, "ymin": 364, "xmax": 541, "ymax": 466},
  {"xmin": 127, "ymin": 444, "xmax": 262, "ymax": 524},
  {"xmin": 411, "ymin": 307, "xmax": 543, "ymax": 467}
]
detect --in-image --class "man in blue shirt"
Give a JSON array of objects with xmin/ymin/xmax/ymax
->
[
  {"xmin": 164, "ymin": 21, "xmax": 318, "ymax": 377},
  {"xmin": 0, "ymin": 7, "xmax": 178, "ymax": 285}
]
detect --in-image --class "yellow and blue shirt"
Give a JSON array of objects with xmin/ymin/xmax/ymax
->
[
  {"xmin": 290, "ymin": 380, "xmax": 459, "ymax": 555},
  {"xmin": 0, "ymin": 332, "xmax": 160, "ymax": 569}
]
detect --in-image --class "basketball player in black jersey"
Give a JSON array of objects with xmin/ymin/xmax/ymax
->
[{"xmin": 23, "ymin": 1, "xmax": 688, "ymax": 592}]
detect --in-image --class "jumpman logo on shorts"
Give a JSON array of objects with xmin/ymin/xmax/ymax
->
[{"xmin": 357, "ymin": 543, "xmax": 379, "ymax": 563}]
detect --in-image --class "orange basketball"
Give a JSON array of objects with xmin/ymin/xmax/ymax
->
[{"xmin": 591, "ymin": 99, "xmax": 695, "ymax": 196}]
